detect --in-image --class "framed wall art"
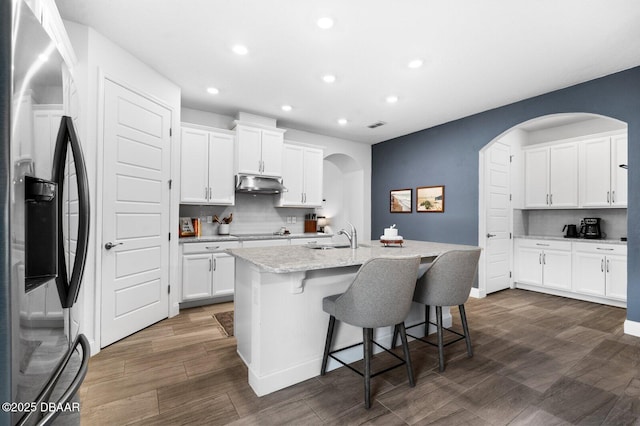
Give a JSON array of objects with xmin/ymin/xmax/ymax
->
[
  {"xmin": 390, "ymin": 188, "xmax": 412, "ymax": 213},
  {"xmin": 417, "ymin": 185, "xmax": 445, "ymax": 213}
]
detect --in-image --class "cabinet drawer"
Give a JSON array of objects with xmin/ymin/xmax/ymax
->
[
  {"xmin": 182, "ymin": 241, "xmax": 240, "ymax": 254},
  {"xmin": 241, "ymin": 239, "xmax": 289, "ymax": 248},
  {"xmin": 516, "ymin": 239, "xmax": 571, "ymax": 251},
  {"xmin": 573, "ymin": 242, "xmax": 626, "ymax": 256}
]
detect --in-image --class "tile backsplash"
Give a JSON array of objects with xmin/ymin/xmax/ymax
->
[
  {"xmin": 514, "ymin": 208, "xmax": 627, "ymax": 240},
  {"xmin": 179, "ymin": 193, "xmax": 316, "ymax": 236}
]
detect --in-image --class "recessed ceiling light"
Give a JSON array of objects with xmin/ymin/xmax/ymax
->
[
  {"xmin": 207, "ymin": 87, "xmax": 219, "ymax": 95},
  {"xmin": 386, "ymin": 95, "xmax": 398, "ymax": 104},
  {"xmin": 317, "ymin": 17, "xmax": 334, "ymax": 29},
  {"xmin": 337, "ymin": 118, "xmax": 348, "ymax": 126},
  {"xmin": 232, "ymin": 44, "xmax": 248, "ymax": 55},
  {"xmin": 281, "ymin": 105, "xmax": 292, "ymax": 112},
  {"xmin": 408, "ymin": 59, "xmax": 423, "ymax": 69},
  {"xmin": 322, "ymin": 74, "xmax": 336, "ymax": 83}
]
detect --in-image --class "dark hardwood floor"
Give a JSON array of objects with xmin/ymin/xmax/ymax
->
[{"xmin": 78, "ymin": 289, "xmax": 640, "ymax": 425}]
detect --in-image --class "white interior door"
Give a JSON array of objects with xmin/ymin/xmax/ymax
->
[
  {"xmin": 484, "ymin": 141, "xmax": 512, "ymax": 294},
  {"xmin": 101, "ymin": 79, "xmax": 171, "ymax": 347}
]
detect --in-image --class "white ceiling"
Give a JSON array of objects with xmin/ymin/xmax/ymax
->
[{"xmin": 54, "ymin": 0, "xmax": 640, "ymax": 145}]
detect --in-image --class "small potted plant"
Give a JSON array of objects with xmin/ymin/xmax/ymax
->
[{"xmin": 214, "ymin": 214, "xmax": 233, "ymax": 235}]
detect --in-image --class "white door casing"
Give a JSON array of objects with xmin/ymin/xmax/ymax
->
[
  {"xmin": 484, "ymin": 142, "xmax": 512, "ymax": 294},
  {"xmin": 101, "ymin": 79, "xmax": 171, "ymax": 347}
]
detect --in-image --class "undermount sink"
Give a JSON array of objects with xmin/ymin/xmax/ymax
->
[{"xmin": 305, "ymin": 242, "xmax": 369, "ymax": 249}]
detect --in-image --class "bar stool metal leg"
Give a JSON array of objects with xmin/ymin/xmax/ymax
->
[
  {"xmin": 436, "ymin": 306, "xmax": 445, "ymax": 372},
  {"xmin": 391, "ymin": 324, "xmax": 399, "ymax": 349},
  {"xmin": 321, "ymin": 316, "xmax": 336, "ymax": 375},
  {"xmin": 459, "ymin": 304, "xmax": 473, "ymax": 357},
  {"xmin": 398, "ymin": 322, "xmax": 415, "ymax": 387},
  {"xmin": 425, "ymin": 305, "xmax": 430, "ymax": 335},
  {"xmin": 363, "ymin": 328, "xmax": 373, "ymax": 408}
]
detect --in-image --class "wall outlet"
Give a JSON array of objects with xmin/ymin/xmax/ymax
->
[
  {"xmin": 286, "ymin": 216, "xmax": 292, "ymax": 224},
  {"xmin": 291, "ymin": 216, "xmax": 297, "ymax": 224}
]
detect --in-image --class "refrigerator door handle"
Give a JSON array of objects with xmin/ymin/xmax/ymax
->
[
  {"xmin": 52, "ymin": 116, "xmax": 91, "ymax": 308},
  {"xmin": 16, "ymin": 334, "xmax": 90, "ymax": 426}
]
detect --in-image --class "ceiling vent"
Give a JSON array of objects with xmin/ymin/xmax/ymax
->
[{"xmin": 367, "ymin": 121, "xmax": 386, "ymax": 129}]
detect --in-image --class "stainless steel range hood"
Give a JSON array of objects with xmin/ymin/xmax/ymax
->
[{"xmin": 235, "ymin": 174, "xmax": 287, "ymax": 194}]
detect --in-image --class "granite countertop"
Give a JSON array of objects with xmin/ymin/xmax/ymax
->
[
  {"xmin": 227, "ymin": 239, "xmax": 480, "ymax": 273},
  {"xmin": 179, "ymin": 233, "xmax": 332, "ymax": 244},
  {"xmin": 515, "ymin": 235, "xmax": 627, "ymax": 245}
]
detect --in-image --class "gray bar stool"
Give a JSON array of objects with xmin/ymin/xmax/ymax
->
[
  {"xmin": 320, "ymin": 255, "xmax": 421, "ymax": 409},
  {"xmin": 393, "ymin": 249, "xmax": 481, "ymax": 372}
]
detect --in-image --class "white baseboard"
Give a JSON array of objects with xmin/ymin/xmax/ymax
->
[
  {"xmin": 624, "ymin": 320, "xmax": 640, "ymax": 337},
  {"xmin": 470, "ymin": 287, "xmax": 486, "ymax": 299}
]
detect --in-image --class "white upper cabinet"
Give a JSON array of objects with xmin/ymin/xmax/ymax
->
[
  {"xmin": 524, "ymin": 142, "xmax": 578, "ymax": 208},
  {"xmin": 180, "ymin": 125, "xmax": 235, "ymax": 205},
  {"xmin": 579, "ymin": 133, "xmax": 627, "ymax": 208},
  {"xmin": 278, "ymin": 143, "xmax": 323, "ymax": 207},
  {"xmin": 524, "ymin": 147, "xmax": 549, "ymax": 208},
  {"xmin": 235, "ymin": 123, "xmax": 285, "ymax": 177},
  {"xmin": 611, "ymin": 133, "xmax": 628, "ymax": 207}
]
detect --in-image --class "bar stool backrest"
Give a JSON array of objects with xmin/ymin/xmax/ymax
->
[
  {"xmin": 332, "ymin": 256, "xmax": 421, "ymax": 328},
  {"xmin": 414, "ymin": 249, "xmax": 481, "ymax": 307}
]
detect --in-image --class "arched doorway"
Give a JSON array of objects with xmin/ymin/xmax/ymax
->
[{"xmin": 477, "ymin": 113, "xmax": 628, "ymax": 297}]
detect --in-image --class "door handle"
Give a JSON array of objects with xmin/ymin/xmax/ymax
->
[
  {"xmin": 105, "ymin": 242, "xmax": 123, "ymax": 250},
  {"xmin": 486, "ymin": 233, "xmax": 496, "ymax": 238}
]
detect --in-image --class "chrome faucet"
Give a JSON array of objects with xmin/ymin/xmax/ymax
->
[{"xmin": 338, "ymin": 222, "xmax": 358, "ymax": 249}]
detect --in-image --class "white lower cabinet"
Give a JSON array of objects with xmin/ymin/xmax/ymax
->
[
  {"xmin": 572, "ymin": 242, "xmax": 627, "ymax": 301},
  {"xmin": 515, "ymin": 238, "xmax": 626, "ymax": 305},
  {"xmin": 181, "ymin": 241, "xmax": 239, "ymax": 301},
  {"xmin": 515, "ymin": 239, "xmax": 572, "ymax": 290}
]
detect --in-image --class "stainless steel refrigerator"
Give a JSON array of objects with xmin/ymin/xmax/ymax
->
[{"xmin": 1, "ymin": 0, "xmax": 90, "ymax": 424}]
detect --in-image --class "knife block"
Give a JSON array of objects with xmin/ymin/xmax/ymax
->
[{"xmin": 304, "ymin": 220, "xmax": 317, "ymax": 233}]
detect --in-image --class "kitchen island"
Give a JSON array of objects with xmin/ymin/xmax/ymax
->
[{"xmin": 227, "ymin": 239, "xmax": 480, "ymax": 397}]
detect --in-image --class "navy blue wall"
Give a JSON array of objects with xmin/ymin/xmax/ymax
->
[{"xmin": 372, "ymin": 66, "xmax": 640, "ymax": 321}]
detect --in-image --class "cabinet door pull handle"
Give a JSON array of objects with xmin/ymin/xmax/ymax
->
[
  {"xmin": 209, "ymin": 258, "xmax": 212, "ymax": 271},
  {"xmin": 206, "ymin": 246, "xmax": 220, "ymax": 251},
  {"xmin": 487, "ymin": 233, "xmax": 496, "ymax": 238},
  {"xmin": 550, "ymin": 194, "xmax": 553, "ymax": 205},
  {"xmin": 301, "ymin": 193, "xmax": 304, "ymax": 203},
  {"xmin": 535, "ymin": 243, "xmax": 550, "ymax": 247},
  {"xmin": 596, "ymin": 247, "xmax": 614, "ymax": 251},
  {"xmin": 214, "ymin": 258, "xmax": 217, "ymax": 271},
  {"xmin": 606, "ymin": 259, "xmax": 610, "ymax": 273},
  {"xmin": 546, "ymin": 194, "xmax": 549, "ymax": 205},
  {"xmin": 539, "ymin": 253, "xmax": 542, "ymax": 264},
  {"xmin": 543, "ymin": 253, "xmax": 546, "ymax": 264},
  {"xmin": 601, "ymin": 258, "xmax": 604, "ymax": 272},
  {"xmin": 607, "ymin": 191, "xmax": 610, "ymax": 203},
  {"xmin": 612, "ymin": 190, "xmax": 616, "ymax": 203}
]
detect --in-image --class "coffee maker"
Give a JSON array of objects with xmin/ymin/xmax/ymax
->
[{"xmin": 580, "ymin": 218, "xmax": 602, "ymax": 239}]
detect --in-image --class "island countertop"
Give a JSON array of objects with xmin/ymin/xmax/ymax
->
[{"xmin": 227, "ymin": 239, "xmax": 479, "ymax": 273}]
